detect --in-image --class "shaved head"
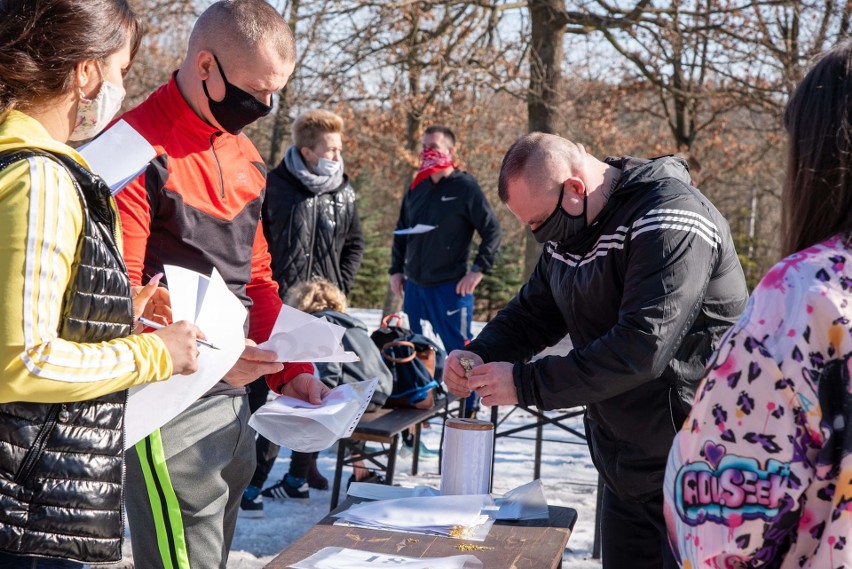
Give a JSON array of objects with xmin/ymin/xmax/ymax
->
[
  {"xmin": 188, "ymin": 0, "xmax": 295, "ymax": 64},
  {"xmin": 498, "ymin": 133, "xmax": 585, "ymax": 202}
]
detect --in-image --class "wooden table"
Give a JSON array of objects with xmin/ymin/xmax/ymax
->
[{"xmin": 266, "ymin": 499, "xmax": 577, "ymax": 569}]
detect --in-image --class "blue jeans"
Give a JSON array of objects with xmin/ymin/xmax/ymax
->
[{"xmin": 0, "ymin": 552, "xmax": 83, "ymax": 568}]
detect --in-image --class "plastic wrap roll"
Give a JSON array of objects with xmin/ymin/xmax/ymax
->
[{"xmin": 440, "ymin": 418, "xmax": 494, "ymax": 495}]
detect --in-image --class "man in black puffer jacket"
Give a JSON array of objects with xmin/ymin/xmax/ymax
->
[
  {"xmin": 261, "ymin": 109, "xmax": 364, "ymax": 296},
  {"xmin": 444, "ymin": 133, "xmax": 749, "ymax": 569},
  {"xmin": 246, "ymin": 109, "xmax": 364, "ymax": 513}
]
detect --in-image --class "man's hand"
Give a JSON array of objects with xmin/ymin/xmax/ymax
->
[
  {"xmin": 467, "ymin": 362, "xmax": 518, "ymax": 407},
  {"xmin": 281, "ymin": 373, "xmax": 330, "ymax": 405},
  {"xmin": 455, "ymin": 270, "xmax": 483, "ymax": 296},
  {"xmin": 223, "ymin": 339, "xmax": 284, "ymax": 387},
  {"xmin": 444, "ymin": 350, "xmax": 484, "ymax": 398},
  {"xmin": 390, "ymin": 272, "xmax": 406, "ymax": 297}
]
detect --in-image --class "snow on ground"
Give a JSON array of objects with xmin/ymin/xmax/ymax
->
[{"xmin": 115, "ymin": 309, "xmax": 603, "ymax": 568}]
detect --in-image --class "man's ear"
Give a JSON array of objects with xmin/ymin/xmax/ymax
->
[
  {"xmin": 196, "ymin": 50, "xmax": 215, "ymax": 81},
  {"xmin": 564, "ymin": 176, "xmax": 586, "ymax": 197}
]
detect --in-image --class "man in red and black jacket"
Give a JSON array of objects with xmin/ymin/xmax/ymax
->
[{"xmin": 114, "ymin": 2, "xmax": 327, "ymax": 567}]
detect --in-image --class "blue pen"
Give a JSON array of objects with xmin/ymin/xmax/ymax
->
[{"xmin": 136, "ymin": 316, "xmax": 220, "ymax": 350}]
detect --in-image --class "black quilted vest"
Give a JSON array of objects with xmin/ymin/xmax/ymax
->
[{"xmin": 0, "ymin": 150, "xmax": 133, "ymax": 563}]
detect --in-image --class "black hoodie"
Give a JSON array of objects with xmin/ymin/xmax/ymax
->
[{"xmin": 466, "ymin": 156, "xmax": 749, "ymax": 502}]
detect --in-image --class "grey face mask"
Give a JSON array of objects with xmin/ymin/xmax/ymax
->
[{"xmin": 532, "ymin": 184, "xmax": 587, "ymax": 244}]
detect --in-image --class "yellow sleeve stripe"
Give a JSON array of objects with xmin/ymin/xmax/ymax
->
[{"xmin": 18, "ymin": 155, "xmax": 138, "ymax": 383}]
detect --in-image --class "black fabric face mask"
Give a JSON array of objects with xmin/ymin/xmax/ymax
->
[
  {"xmin": 532, "ymin": 183, "xmax": 588, "ymax": 244},
  {"xmin": 202, "ymin": 54, "xmax": 272, "ymax": 135}
]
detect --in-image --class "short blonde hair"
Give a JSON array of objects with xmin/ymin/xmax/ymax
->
[
  {"xmin": 283, "ymin": 278, "xmax": 348, "ymax": 314},
  {"xmin": 292, "ymin": 109, "xmax": 344, "ymax": 150}
]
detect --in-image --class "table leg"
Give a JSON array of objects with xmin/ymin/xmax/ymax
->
[
  {"xmin": 534, "ymin": 420, "xmax": 543, "ymax": 480},
  {"xmin": 330, "ymin": 439, "xmax": 348, "ymax": 510},
  {"xmin": 592, "ymin": 475, "xmax": 603, "ymax": 559}
]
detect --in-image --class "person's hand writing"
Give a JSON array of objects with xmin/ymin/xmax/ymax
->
[
  {"xmin": 444, "ymin": 350, "xmax": 484, "ymax": 398},
  {"xmin": 224, "ymin": 339, "xmax": 284, "ymax": 387},
  {"xmin": 466, "ymin": 362, "xmax": 518, "ymax": 406},
  {"xmin": 390, "ymin": 273, "xmax": 406, "ymax": 297},
  {"xmin": 132, "ymin": 272, "xmax": 172, "ymax": 331},
  {"xmin": 455, "ymin": 271, "xmax": 483, "ymax": 296},
  {"xmin": 152, "ymin": 320, "xmax": 205, "ymax": 375},
  {"xmin": 281, "ymin": 373, "xmax": 330, "ymax": 405}
]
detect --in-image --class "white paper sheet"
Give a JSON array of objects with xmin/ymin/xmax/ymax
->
[
  {"xmin": 491, "ymin": 479, "xmax": 550, "ymax": 520},
  {"xmin": 290, "ymin": 547, "xmax": 483, "ymax": 569},
  {"xmin": 257, "ymin": 304, "xmax": 358, "ymax": 362},
  {"xmin": 347, "ymin": 482, "xmax": 439, "ymax": 501},
  {"xmin": 78, "ymin": 120, "xmax": 156, "ymax": 194},
  {"xmin": 248, "ymin": 379, "xmax": 377, "ymax": 452},
  {"xmin": 124, "ymin": 266, "xmax": 246, "ymax": 448},
  {"xmin": 393, "ymin": 224, "xmax": 436, "ymax": 235},
  {"xmin": 333, "ymin": 494, "xmax": 495, "ymax": 540}
]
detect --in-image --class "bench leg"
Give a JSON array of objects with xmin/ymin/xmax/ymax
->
[
  {"xmin": 386, "ymin": 434, "xmax": 398, "ymax": 485},
  {"xmin": 411, "ymin": 423, "xmax": 422, "ymax": 475}
]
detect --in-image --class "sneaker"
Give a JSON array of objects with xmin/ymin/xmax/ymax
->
[
  {"xmin": 261, "ymin": 474, "xmax": 309, "ymax": 500},
  {"xmin": 239, "ymin": 485, "xmax": 264, "ymax": 518}
]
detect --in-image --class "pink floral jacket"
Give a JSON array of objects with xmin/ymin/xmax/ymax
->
[{"xmin": 664, "ymin": 235, "xmax": 852, "ymax": 568}]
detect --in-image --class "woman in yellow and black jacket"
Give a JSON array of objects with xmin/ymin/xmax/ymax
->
[{"xmin": 0, "ymin": 1, "xmax": 203, "ymax": 566}]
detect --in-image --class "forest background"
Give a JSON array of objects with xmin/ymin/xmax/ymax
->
[{"xmin": 126, "ymin": 0, "xmax": 852, "ymax": 319}]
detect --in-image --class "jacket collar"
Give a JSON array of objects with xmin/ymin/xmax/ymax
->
[{"xmin": 156, "ymin": 71, "xmax": 222, "ymax": 142}]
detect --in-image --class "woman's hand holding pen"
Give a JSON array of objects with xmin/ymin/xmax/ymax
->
[{"xmin": 152, "ymin": 321, "xmax": 207, "ymax": 375}]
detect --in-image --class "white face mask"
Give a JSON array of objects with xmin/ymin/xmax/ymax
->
[
  {"xmin": 68, "ymin": 73, "xmax": 126, "ymax": 143},
  {"xmin": 314, "ymin": 157, "xmax": 342, "ymax": 177}
]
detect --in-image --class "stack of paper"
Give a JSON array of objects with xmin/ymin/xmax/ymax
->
[
  {"xmin": 333, "ymin": 495, "xmax": 495, "ymax": 541},
  {"xmin": 346, "ymin": 479, "xmax": 550, "ymax": 522}
]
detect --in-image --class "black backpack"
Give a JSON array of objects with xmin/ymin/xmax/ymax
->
[{"xmin": 370, "ymin": 314, "xmax": 445, "ymax": 409}]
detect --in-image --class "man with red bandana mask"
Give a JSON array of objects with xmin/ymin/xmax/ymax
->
[{"xmin": 389, "ymin": 125, "xmax": 502, "ymax": 418}]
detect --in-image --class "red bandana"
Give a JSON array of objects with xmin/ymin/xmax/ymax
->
[{"xmin": 410, "ymin": 148, "xmax": 454, "ymax": 189}]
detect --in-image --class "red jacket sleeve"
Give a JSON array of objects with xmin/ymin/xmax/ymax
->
[
  {"xmin": 246, "ymin": 223, "xmax": 313, "ymax": 391},
  {"xmin": 115, "ymin": 170, "xmax": 151, "ymax": 286}
]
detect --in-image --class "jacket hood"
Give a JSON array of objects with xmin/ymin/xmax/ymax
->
[
  {"xmin": 0, "ymin": 110, "xmax": 88, "ymax": 167},
  {"xmin": 555, "ymin": 155, "xmax": 694, "ymax": 255},
  {"xmin": 605, "ymin": 155, "xmax": 693, "ymax": 194}
]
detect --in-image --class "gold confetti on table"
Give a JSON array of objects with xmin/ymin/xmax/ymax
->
[{"xmin": 455, "ymin": 544, "xmax": 495, "ymax": 551}]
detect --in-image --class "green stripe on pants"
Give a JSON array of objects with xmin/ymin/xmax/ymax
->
[{"xmin": 135, "ymin": 431, "xmax": 190, "ymax": 569}]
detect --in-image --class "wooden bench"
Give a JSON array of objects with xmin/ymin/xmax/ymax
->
[{"xmin": 329, "ymin": 394, "xmax": 461, "ymax": 510}]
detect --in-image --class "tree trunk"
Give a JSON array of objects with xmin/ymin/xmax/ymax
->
[
  {"xmin": 267, "ymin": 0, "xmax": 301, "ymax": 165},
  {"xmin": 524, "ymin": 0, "xmax": 567, "ymax": 278}
]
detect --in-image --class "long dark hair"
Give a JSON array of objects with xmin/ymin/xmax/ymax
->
[
  {"xmin": 782, "ymin": 41, "xmax": 852, "ymax": 256},
  {"xmin": 0, "ymin": 0, "xmax": 142, "ymax": 114}
]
